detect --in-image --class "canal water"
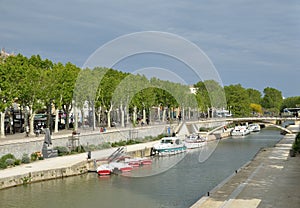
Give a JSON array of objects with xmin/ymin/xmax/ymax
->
[{"xmin": 0, "ymin": 129, "xmax": 282, "ymax": 208}]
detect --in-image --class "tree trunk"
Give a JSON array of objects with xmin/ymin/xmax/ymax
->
[
  {"xmin": 125, "ymin": 106, "xmax": 129, "ymax": 127},
  {"xmin": 74, "ymin": 107, "xmax": 78, "ymax": 131},
  {"xmin": 162, "ymin": 108, "xmax": 166, "ymax": 122},
  {"xmin": 29, "ymin": 110, "xmax": 35, "ymax": 136},
  {"xmin": 143, "ymin": 108, "xmax": 146, "ymax": 123},
  {"xmin": 149, "ymin": 108, "xmax": 151, "ymax": 124},
  {"xmin": 107, "ymin": 105, "xmax": 113, "ymax": 128},
  {"xmin": 97, "ymin": 106, "xmax": 102, "ymax": 127},
  {"xmin": 0, "ymin": 111, "xmax": 5, "ymax": 138},
  {"xmin": 158, "ymin": 106, "xmax": 161, "ymax": 122},
  {"xmin": 63, "ymin": 104, "xmax": 72, "ymax": 129},
  {"xmin": 24, "ymin": 107, "xmax": 28, "ymax": 131},
  {"xmin": 133, "ymin": 106, "xmax": 137, "ymax": 125},
  {"xmin": 54, "ymin": 109, "xmax": 59, "ymax": 133},
  {"xmin": 92, "ymin": 101, "xmax": 95, "ymax": 130},
  {"xmin": 120, "ymin": 104, "xmax": 124, "ymax": 128}
]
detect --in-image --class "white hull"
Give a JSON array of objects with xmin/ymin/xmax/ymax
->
[
  {"xmin": 231, "ymin": 126, "xmax": 250, "ymax": 136},
  {"xmin": 184, "ymin": 141, "xmax": 206, "ymax": 149},
  {"xmin": 153, "ymin": 137, "xmax": 187, "ymax": 156},
  {"xmin": 248, "ymin": 124, "xmax": 261, "ymax": 132}
]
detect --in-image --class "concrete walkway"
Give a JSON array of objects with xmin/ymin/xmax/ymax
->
[
  {"xmin": 191, "ymin": 134, "xmax": 300, "ymax": 208},
  {"xmin": 0, "ymin": 138, "xmax": 158, "ymax": 189},
  {"xmin": 0, "ymin": 148, "xmax": 114, "ymax": 179}
]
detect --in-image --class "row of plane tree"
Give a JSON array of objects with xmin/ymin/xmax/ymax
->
[{"xmin": 0, "ymin": 53, "xmax": 296, "ymax": 136}]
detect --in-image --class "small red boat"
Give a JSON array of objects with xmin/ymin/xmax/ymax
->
[
  {"xmin": 124, "ymin": 157, "xmax": 152, "ymax": 166},
  {"xmin": 141, "ymin": 158, "xmax": 152, "ymax": 165},
  {"xmin": 110, "ymin": 162, "xmax": 133, "ymax": 172},
  {"xmin": 96, "ymin": 164, "xmax": 112, "ymax": 176}
]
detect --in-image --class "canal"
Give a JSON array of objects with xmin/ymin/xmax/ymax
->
[{"xmin": 0, "ymin": 129, "xmax": 282, "ymax": 208}]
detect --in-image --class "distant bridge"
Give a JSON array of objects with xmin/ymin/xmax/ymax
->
[
  {"xmin": 180, "ymin": 117, "xmax": 300, "ymax": 134},
  {"xmin": 207, "ymin": 117, "xmax": 300, "ymax": 135},
  {"xmin": 225, "ymin": 117, "xmax": 300, "ymax": 124}
]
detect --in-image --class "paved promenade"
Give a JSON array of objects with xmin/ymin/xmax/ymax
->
[
  {"xmin": 191, "ymin": 133, "xmax": 300, "ymax": 208},
  {"xmin": 0, "ymin": 128, "xmax": 157, "ymax": 188}
]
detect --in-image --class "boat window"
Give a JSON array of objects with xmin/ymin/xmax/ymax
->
[{"xmin": 161, "ymin": 139, "xmax": 172, "ymax": 144}]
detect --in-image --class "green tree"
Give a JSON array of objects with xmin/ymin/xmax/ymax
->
[
  {"xmin": 96, "ymin": 68, "xmax": 128, "ymax": 127},
  {"xmin": 60, "ymin": 63, "xmax": 80, "ymax": 129},
  {"xmin": 0, "ymin": 54, "xmax": 25, "ymax": 137},
  {"xmin": 194, "ymin": 80, "xmax": 226, "ymax": 117},
  {"xmin": 247, "ymin": 88, "xmax": 262, "ymax": 104},
  {"xmin": 194, "ymin": 81, "xmax": 210, "ymax": 112},
  {"xmin": 225, "ymin": 84, "xmax": 251, "ymax": 117},
  {"xmin": 281, "ymin": 96, "xmax": 300, "ymax": 110},
  {"xmin": 261, "ymin": 87, "xmax": 283, "ymax": 115},
  {"xmin": 23, "ymin": 55, "xmax": 53, "ymax": 135},
  {"xmin": 250, "ymin": 103, "xmax": 263, "ymax": 115}
]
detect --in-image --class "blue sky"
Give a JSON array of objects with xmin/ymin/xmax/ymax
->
[{"xmin": 1, "ymin": 0, "xmax": 299, "ymax": 97}]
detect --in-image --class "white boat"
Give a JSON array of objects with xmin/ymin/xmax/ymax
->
[
  {"xmin": 248, "ymin": 123, "xmax": 261, "ymax": 132},
  {"xmin": 153, "ymin": 137, "xmax": 186, "ymax": 156},
  {"xmin": 184, "ymin": 134, "xmax": 207, "ymax": 149},
  {"xmin": 231, "ymin": 126, "xmax": 250, "ymax": 136},
  {"xmin": 96, "ymin": 164, "xmax": 112, "ymax": 176}
]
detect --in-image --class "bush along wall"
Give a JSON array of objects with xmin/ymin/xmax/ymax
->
[{"xmin": 292, "ymin": 132, "xmax": 300, "ymax": 154}]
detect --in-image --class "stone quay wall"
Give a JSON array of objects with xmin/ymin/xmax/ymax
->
[
  {"xmin": 0, "ymin": 125, "xmax": 167, "ymax": 159},
  {"xmin": 0, "ymin": 120, "xmax": 226, "ymax": 159}
]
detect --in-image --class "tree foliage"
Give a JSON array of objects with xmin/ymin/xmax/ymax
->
[
  {"xmin": 247, "ymin": 88, "xmax": 262, "ymax": 104},
  {"xmin": 194, "ymin": 80, "xmax": 226, "ymax": 111},
  {"xmin": 0, "ymin": 52, "xmax": 295, "ymax": 136},
  {"xmin": 281, "ymin": 96, "xmax": 300, "ymax": 110},
  {"xmin": 224, "ymin": 84, "xmax": 251, "ymax": 117},
  {"xmin": 250, "ymin": 103, "xmax": 263, "ymax": 115},
  {"xmin": 261, "ymin": 87, "xmax": 283, "ymax": 114}
]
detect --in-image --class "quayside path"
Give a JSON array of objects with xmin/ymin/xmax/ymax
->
[{"xmin": 191, "ymin": 133, "xmax": 300, "ymax": 208}]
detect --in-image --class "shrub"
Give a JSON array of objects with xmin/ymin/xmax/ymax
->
[
  {"xmin": 0, "ymin": 161, "xmax": 7, "ymax": 169},
  {"xmin": 0, "ymin": 153, "xmax": 16, "ymax": 162},
  {"xmin": 5, "ymin": 158, "xmax": 15, "ymax": 166},
  {"xmin": 0, "ymin": 154, "xmax": 16, "ymax": 169},
  {"xmin": 87, "ymin": 144, "xmax": 97, "ymax": 151},
  {"xmin": 155, "ymin": 133, "xmax": 168, "ymax": 140},
  {"xmin": 14, "ymin": 159, "xmax": 21, "ymax": 165},
  {"xmin": 74, "ymin": 145, "xmax": 85, "ymax": 153},
  {"xmin": 143, "ymin": 136, "xmax": 153, "ymax": 141},
  {"xmin": 199, "ymin": 127, "xmax": 209, "ymax": 132},
  {"xmin": 98, "ymin": 142, "xmax": 111, "ymax": 150},
  {"xmin": 30, "ymin": 152, "xmax": 38, "ymax": 161},
  {"xmin": 53, "ymin": 146, "xmax": 70, "ymax": 156},
  {"xmin": 21, "ymin": 154, "xmax": 30, "ymax": 164},
  {"xmin": 292, "ymin": 133, "xmax": 300, "ymax": 153},
  {"xmin": 111, "ymin": 140, "xmax": 127, "ymax": 147}
]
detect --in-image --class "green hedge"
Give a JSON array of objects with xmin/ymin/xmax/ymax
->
[{"xmin": 292, "ymin": 132, "xmax": 300, "ymax": 153}]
